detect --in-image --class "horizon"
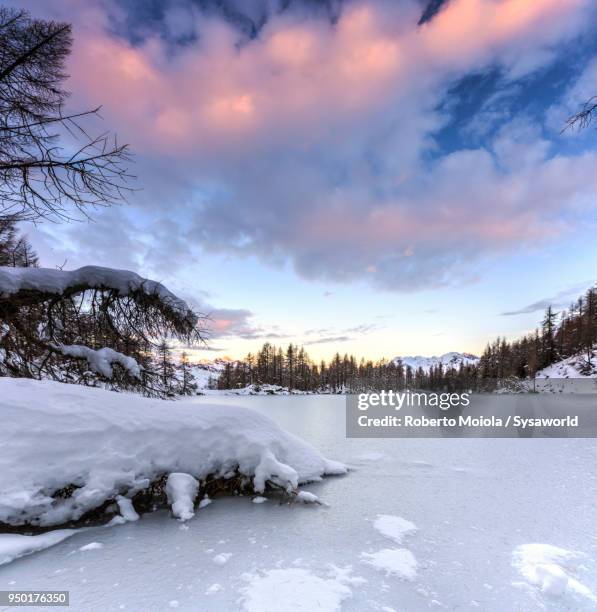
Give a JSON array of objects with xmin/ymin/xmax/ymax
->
[{"xmin": 17, "ymin": 0, "xmax": 597, "ymax": 360}]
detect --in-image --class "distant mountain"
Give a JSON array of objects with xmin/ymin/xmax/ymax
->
[
  {"xmin": 392, "ymin": 352, "xmax": 479, "ymax": 373},
  {"xmin": 189, "ymin": 358, "xmax": 239, "ymax": 389}
]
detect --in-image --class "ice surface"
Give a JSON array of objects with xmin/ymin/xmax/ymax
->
[{"xmin": 1, "ymin": 394, "xmax": 596, "ymax": 611}]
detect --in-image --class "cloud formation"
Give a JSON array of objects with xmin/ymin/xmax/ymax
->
[
  {"xmin": 20, "ymin": 0, "xmax": 597, "ymax": 291},
  {"xmin": 501, "ymin": 281, "xmax": 596, "ymax": 316}
]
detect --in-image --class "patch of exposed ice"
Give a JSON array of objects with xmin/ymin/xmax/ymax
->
[{"xmin": 356, "ymin": 452, "xmax": 386, "ymax": 462}]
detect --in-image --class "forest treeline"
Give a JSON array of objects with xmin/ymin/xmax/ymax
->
[{"xmin": 216, "ymin": 290, "xmax": 597, "ymax": 392}]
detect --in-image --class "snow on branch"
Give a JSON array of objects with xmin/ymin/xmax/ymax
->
[
  {"xmin": 50, "ymin": 344, "xmax": 142, "ymax": 379},
  {"xmin": 0, "ymin": 265, "xmax": 197, "ymax": 328}
]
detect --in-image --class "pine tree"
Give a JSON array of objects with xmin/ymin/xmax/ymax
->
[
  {"xmin": 156, "ymin": 341, "xmax": 176, "ymax": 396},
  {"xmin": 179, "ymin": 351, "xmax": 197, "ymax": 396}
]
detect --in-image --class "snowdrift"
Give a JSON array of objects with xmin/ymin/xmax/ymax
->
[{"xmin": 0, "ymin": 379, "xmax": 346, "ymax": 528}]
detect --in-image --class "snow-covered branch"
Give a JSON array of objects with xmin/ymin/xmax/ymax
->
[
  {"xmin": 0, "ymin": 265, "xmax": 205, "ymax": 396},
  {"xmin": 50, "ymin": 344, "xmax": 142, "ymax": 379},
  {"xmin": 0, "ymin": 265, "xmax": 197, "ymax": 328}
]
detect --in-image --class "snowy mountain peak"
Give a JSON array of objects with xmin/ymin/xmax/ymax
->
[{"xmin": 392, "ymin": 352, "xmax": 479, "ymax": 373}]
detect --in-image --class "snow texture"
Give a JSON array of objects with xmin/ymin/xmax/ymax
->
[
  {"xmin": 52, "ymin": 344, "xmax": 142, "ymax": 379},
  {"xmin": 213, "ymin": 552, "xmax": 232, "ymax": 565},
  {"xmin": 116, "ymin": 496, "xmax": 139, "ymax": 522},
  {"xmin": 373, "ymin": 515, "xmax": 417, "ymax": 544},
  {"xmin": 0, "ymin": 378, "xmax": 346, "ymax": 527},
  {"xmin": 0, "ymin": 530, "xmax": 76, "ymax": 566},
  {"xmin": 361, "ymin": 548, "xmax": 418, "ymax": 580},
  {"xmin": 0, "ymin": 265, "xmax": 196, "ymax": 326},
  {"xmin": 241, "ymin": 568, "xmax": 353, "ymax": 612},
  {"xmin": 512, "ymin": 543, "xmax": 596, "ymax": 601},
  {"xmin": 79, "ymin": 542, "xmax": 103, "ymax": 551},
  {"xmin": 166, "ymin": 473, "xmax": 199, "ymax": 521},
  {"xmin": 536, "ymin": 348, "xmax": 597, "ymax": 379}
]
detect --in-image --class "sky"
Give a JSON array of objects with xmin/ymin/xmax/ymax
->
[{"xmin": 17, "ymin": 0, "xmax": 597, "ymax": 361}]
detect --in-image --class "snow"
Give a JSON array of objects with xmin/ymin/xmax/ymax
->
[
  {"xmin": 393, "ymin": 352, "xmax": 479, "ymax": 373},
  {"xmin": 536, "ymin": 348, "xmax": 597, "ymax": 378},
  {"xmin": 241, "ymin": 568, "xmax": 353, "ymax": 612},
  {"xmin": 198, "ymin": 495, "xmax": 212, "ymax": 509},
  {"xmin": 79, "ymin": 542, "xmax": 103, "ymax": 552},
  {"xmin": 0, "ymin": 378, "xmax": 346, "ymax": 527},
  {"xmin": 361, "ymin": 548, "xmax": 418, "ymax": 580},
  {"xmin": 166, "ymin": 473, "xmax": 199, "ymax": 522},
  {"xmin": 0, "ymin": 265, "xmax": 196, "ymax": 325},
  {"xmin": 373, "ymin": 515, "xmax": 417, "ymax": 544},
  {"xmin": 213, "ymin": 552, "xmax": 232, "ymax": 565},
  {"xmin": 295, "ymin": 490, "xmax": 320, "ymax": 504},
  {"xmin": 252, "ymin": 496, "xmax": 268, "ymax": 504},
  {"xmin": 53, "ymin": 344, "xmax": 142, "ymax": 379},
  {"xmin": 116, "ymin": 496, "xmax": 139, "ymax": 522},
  {"xmin": 2, "ymin": 393, "xmax": 597, "ymax": 611},
  {"xmin": 512, "ymin": 543, "xmax": 596, "ymax": 601},
  {"xmin": 0, "ymin": 530, "xmax": 76, "ymax": 566}
]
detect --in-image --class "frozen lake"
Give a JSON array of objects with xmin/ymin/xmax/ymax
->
[{"xmin": 1, "ymin": 395, "xmax": 597, "ymax": 611}]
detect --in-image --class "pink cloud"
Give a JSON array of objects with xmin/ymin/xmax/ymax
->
[
  {"xmin": 43, "ymin": 0, "xmax": 589, "ymax": 155},
  {"xmin": 17, "ymin": 0, "xmax": 597, "ymax": 291}
]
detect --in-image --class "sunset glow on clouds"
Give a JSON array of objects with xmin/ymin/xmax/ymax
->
[{"xmin": 20, "ymin": 0, "xmax": 597, "ymax": 358}]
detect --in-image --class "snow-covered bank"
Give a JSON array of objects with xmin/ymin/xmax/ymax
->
[
  {"xmin": 536, "ymin": 347, "xmax": 597, "ymax": 379},
  {"xmin": 0, "ymin": 379, "xmax": 345, "ymax": 529}
]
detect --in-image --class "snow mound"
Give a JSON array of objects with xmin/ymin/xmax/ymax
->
[
  {"xmin": 241, "ymin": 568, "xmax": 353, "ymax": 612},
  {"xmin": 0, "ymin": 378, "xmax": 346, "ymax": 527},
  {"xmin": 512, "ymin": 543, "xmax": 596, "ymax": 601},
  {"xmin": 361, "ymin": 548, "xmax": 418, "ymax": 580},
  {"xmin": 373, "ymin": 515, "xmax": 417, "ymax": 544},
  {"xmin": 0, "ymin": 530, "xmax": 76, "ymax": 566},
  {"xmin": 166, "ymin": 473, "xmax": 199, "ymax": 521}
]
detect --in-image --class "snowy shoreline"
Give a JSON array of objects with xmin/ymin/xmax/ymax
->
[{"xmin": 0, "ymin": 379, "xmax": 346, "ymax": 533}]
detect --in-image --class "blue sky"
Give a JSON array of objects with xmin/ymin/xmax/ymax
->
[{"xmin": 20, "ymin": 0, "xmax": 597, "ymax": 360}]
